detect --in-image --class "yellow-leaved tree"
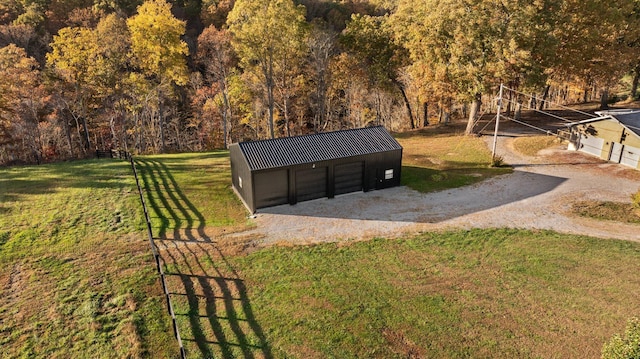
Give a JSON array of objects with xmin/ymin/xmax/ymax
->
[
  {"xmin": 47, "ymin": 26, "xmax": 98, "ymax": 152},
  {"xmin": 227, "ymin": 0, "xmax": 307, "ymax": 139},
  {"xmin": 127, "ymin": 0, "xmax": 189, "ymax": 152}
]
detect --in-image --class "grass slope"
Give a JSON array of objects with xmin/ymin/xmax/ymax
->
[
  {"xmin": 397, "ymin": 131, "xmax": 512, "ymax": 192},
  {"xmin": 134, "ymin": 152, "xmax": 251, "ymax": 238},
  {"xmin": 0, "ymin": 159, "xmax": 176, "ymax": 358},
  {"xmin": 232, "ymin": 229, "xmax": 640, "ymax": 358},
  {"xmin": 512, "ymin": 135, "xmax": 561, "ymax": 157}
]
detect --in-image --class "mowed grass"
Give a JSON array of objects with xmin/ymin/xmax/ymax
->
[
  {"xmin": 572, "ymin": 200, "xmax": 640, "ymax": 224},
  {"xmin": 512, "ymin": 135, "xmax": 561, "ymax": 156},
  {"xmin": 229, "ymin": 229, "xmax": 640, "ymax": 358},
  {"xmin": 4, "ymin": 134, "xmax": 640, "ymax": 358},
  {"xmin": 396, "ymin": 130, "xmax": 512, "ymax": 192},
  {"xmin": 0, "ymin": 159, "xmax": 176, "ymax": 358},
  {"xmin": 134, "ymin": 152, "xmax": 251, "ymax": 239}
]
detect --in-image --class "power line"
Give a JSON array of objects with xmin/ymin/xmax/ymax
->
[
  {"xmin": 499, "ymin": 113, "xmax": 559, "ymax": 137},
  {"xmin": 502, "ymin": 85, "xmax": 599, "ymax": 119}
]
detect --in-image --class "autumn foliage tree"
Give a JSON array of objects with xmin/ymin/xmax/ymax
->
[
  {"xmin": 4, "ymin": 0, "xmax": 640, "ymax": 165},
  {"xmin": 196, "ymin": 26, "xmax": 236, "ymax": 148},
  {"xmin": 227, "ymin": 0, "xmax": 307, "ymax": 139},
  {"xmin": 127, "ymin": 0, "xmax": 189, "ymax": 152},
  {"xmin": 0, "ymin": 44, "xmax": 46, "ymax": 164},
  {"xmin": 342, "ymin": 14, "xmax": 414, "ymax": 128}
]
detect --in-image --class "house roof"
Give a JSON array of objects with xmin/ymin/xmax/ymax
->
[
  {"xmin": 237, "ymin": 126, "xmax": 402, "ymax": 171},
  {"xmin": 608, "ymin": 112, "xmax": 640, "ymax": 137},
  {"xmin": 567, "ymin": 109, "xmax": 640, "ymax": 137}
]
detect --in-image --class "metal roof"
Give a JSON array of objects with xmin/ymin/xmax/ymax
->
[
  {"xmin": 237, "ymin": 126, "xmax": 402, "ymax": 171},
  {"xmin": 609, "ymin": 112, "xmax": 640, "ymax": 137}
]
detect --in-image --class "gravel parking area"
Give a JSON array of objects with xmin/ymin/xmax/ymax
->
[{"xmin": 240, "ymin": 136, "xmax": 640, "ymax": 245}]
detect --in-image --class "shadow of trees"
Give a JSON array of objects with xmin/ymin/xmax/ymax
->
[{"xmin": 136, "ymin": 159, "xmax": 272, "ymax": 359}]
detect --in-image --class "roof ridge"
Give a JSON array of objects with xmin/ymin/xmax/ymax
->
[{"xmin": 237, "ymin": 127, "xmax": 401, "ymax": 171}]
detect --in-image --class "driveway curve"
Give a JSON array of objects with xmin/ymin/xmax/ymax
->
[{"xmin": 241, "ymin": 136, "xmax": 640, "ymax": 244}]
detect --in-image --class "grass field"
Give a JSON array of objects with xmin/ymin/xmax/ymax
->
[
  {"xmin": 572, "ymin": 200, "xmax": 640, "ymax": 224},
  {"xmin": 512, "ymin": 135, "xmax": 562, "ymax": 157},
  {"xmin": 396, "ymin": 129, "xmax": 512, "ymax": 192},
  {"xmin": 2, "ymin": 132, "xmax": 638, "ymax": 358},
  {"xmin": 133, "ymin": 153, "xmax": 251, "ymax": 239},
  {"xmin": 229, "ymin": 229, "xmax": 640, "ymax": 358},
  {"xmin": 0, "ymin": 159, "xmax": 176, "ymax": 358}
]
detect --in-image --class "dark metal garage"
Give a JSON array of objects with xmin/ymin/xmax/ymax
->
[{"xmin": 229, "ymin": 126, "xmax": 403, "ymax": 213}]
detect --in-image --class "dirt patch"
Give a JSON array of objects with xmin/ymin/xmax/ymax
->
[
  {"xmin": 382, "ymin": 327, "xmax": 425, "ymax": 358},
  {"xmin": 572, "ymin": 201, "xmax": 640, "ymax": 224},
  {"xmin": 233, "ymin": 136, "xmax": 640, "ymax": 246},
  {"xmin": 1, "ymin": 263, "xmax": 25, "ymax": 318}
]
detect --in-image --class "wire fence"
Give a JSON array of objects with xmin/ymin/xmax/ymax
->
[{"xmin": 97, "ymin": 149, "xmax": 186, "ymax": 358}]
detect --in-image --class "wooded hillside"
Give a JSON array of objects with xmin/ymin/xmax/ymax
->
[{"xmin": 1, "ymin": 0, "xmax": 639, "ymax": 165}]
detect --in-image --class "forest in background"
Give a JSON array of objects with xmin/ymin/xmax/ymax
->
[{"xmin": 2, "ymin": 0, "xmax": 640, "ymax": 165}]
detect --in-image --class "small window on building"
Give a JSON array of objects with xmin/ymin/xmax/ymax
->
[
  {"xmin": 239, "ymin": 176, "xmax": 243, "ymax": 188},
  {"xmin": 385, "ymin": 169, "xmax": 394, "ymax": 180}
]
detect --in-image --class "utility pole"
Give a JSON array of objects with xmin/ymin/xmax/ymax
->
[{"xmin": 491, "ymin": 84, "xmax": 504, "ymax": 163}]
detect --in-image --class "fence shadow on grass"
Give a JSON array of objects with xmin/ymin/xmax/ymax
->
[{"xmin": 136, "ymin": 158, "xmax": 272, "ymax": 359}]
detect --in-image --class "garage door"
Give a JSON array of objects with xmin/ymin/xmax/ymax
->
[
  {"xmin": 255, "ymin": 170, "xmax": 288, "ymax": 209},
  {"xmin": 296, "ymin": 167, "xmax": 327, "ymax": 202},
  {"xmin": 579, "ymin": 134, "xmax": 605, "ymax": 157},
  {"xmin": 620, "ymin": 146, "xmax": 640, "ymax": 168},
  {"xmin": 609, "ymin": 142, "xmax": 624, "ymax": 163},
  {"xmin": 334, "ymin": 162, "xmax": 364, "ymax": 195}
]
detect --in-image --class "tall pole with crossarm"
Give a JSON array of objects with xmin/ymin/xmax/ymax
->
[{"xmin": 491, "ymin": 84, "xmax": 504, "ymax": 163}]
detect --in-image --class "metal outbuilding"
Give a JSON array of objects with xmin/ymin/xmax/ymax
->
[
  {"xmin": 230, "ymin": 126, "xmax": 403, "ymax": 213},
  {"xmin": 566, "ymin": 109, "xmax": 640, "ymax": 170}
]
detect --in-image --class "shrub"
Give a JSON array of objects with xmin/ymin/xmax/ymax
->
[
  {"xmin": 490, "ymin": 155, "xmax": 505, "ymax": 167},
  {"xmin": 632, "ymin": 189, "xmax": 640, "ymax": 210},
  {"xmin": 602, "ymin": 317, "xmax": 640, "ymax": 359}
]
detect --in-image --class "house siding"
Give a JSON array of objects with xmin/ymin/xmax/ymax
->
[{"xmin": 568, "ymin": 115, "xmax": 640, "ymax": 170}]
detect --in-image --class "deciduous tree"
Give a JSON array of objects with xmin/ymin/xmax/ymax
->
[
  {"xmin": 47, "ymin": 25, "xmax": 97, "ymax": 152},
  {"xmin": 392, "ymin": 0, "xmax": 556, "ymax": 134},
  {"xmin": 197, "ymin": 26, "xmax": 236, "ymax": 147},
  {"xmin": 342, "ymin": 14, "xmax": 413, "ymax": 128},
  {"xmin": 0, "ymin": 44, "xmax": 46, "ymax": 164},
  {"xmin": 127, "ymin": 0, "xmax": 189, "ymax": 152},
  {"xmin": 227, "ymin": 0, "xmax": 307, "ymax": 139}
]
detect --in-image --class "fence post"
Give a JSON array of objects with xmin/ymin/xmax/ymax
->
[{"xmin": 127, "ymin": 153, "xmax": 186, "ymax": 359}]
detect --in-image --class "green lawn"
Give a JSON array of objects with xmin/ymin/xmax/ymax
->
[
  {"xmin": 397, "ymin": 131, "xmax": 512, "ymax": 192},
  {"xmin": 133, "ymin": 152, "xmax": 251, "ymax": 239},
  {"xmin": 2, "ymin": 136, "xmax": 638, "ymax": 359},
  {"xmin": 229, "ymin": 229, "xmax": 640, "ymax": 358},
  {"xmin": 0, "ymin": 159, "xmax": 176, "ymax": 358},
  {"xmin": 511, "ymin": 135, "xmax": 560, "ymax": 157}
]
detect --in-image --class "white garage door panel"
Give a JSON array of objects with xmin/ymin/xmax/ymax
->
[
  {"xmin": 609, "ymin": 142, "xmax": 624, "ymax": 163},
  {"xmin": 620, "ymin": 146, "xmax": 640, "ymax": 168},
  {"xmin": 579, "ymin": 134, "xmax": 604, "ymax": 157}
]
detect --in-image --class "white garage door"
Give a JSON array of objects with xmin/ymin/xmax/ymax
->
[
  {"xmin": 609, "ymin": 142, "xmax": 624, "ymax": 163},
  {"xmin": 578, "ymin": 134, "xmax": 605, "ymax": 157},
  {"xmin": 620, "ymin": 146, "xmax": 640, "ymax": 169}
]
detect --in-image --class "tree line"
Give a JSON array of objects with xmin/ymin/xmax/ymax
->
[{"xmin": 1, "ymin": 0, "xmax": 639, "ymax": 165}]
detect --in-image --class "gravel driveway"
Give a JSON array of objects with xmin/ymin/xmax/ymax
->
[{"xmin": 242, "ymin": 136, "xmax": 640, "ymax": 244}]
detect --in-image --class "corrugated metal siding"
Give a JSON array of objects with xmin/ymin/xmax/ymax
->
[
  {"xmin": 229, "ymin": 144, "xmax": 255, "ymax": 212},
  {"xmin": 238, "ymin": 126, "xmax": 402, "ymax": 171}
]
